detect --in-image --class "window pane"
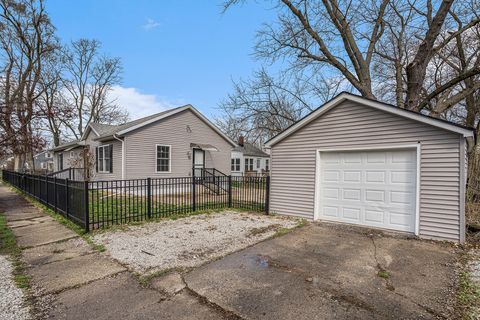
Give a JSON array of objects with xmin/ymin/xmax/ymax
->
[
  {"xmin": 157, "ymin": 158, "xmax": 169, "ymax": 172},
  {"xmin": 104, "ymin": 159, "xmax": 111, "ymax": 172}
]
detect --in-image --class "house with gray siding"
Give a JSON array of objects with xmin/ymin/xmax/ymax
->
[
  {"xmin": 265, "ymin": 92, "xmax": 475, "ymax": 243},
  {"xmin": 51, "ymin": 105, "xmax": 236, "ymax": 180}
]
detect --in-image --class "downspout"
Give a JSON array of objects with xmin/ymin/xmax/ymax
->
[{"xmin": 113, "ymin": 134, "xmax": 125, "ymax": 180}]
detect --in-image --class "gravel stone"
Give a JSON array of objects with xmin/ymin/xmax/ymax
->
[
  {"xmin": 0, "ymin": 255, "xmax": 31, "ymax": 320},
  {"xmin": 93, "ymin": 211, "xmax": 300, "ymax": 274}
]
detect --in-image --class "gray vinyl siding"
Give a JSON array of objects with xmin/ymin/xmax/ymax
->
[
  {"xmin": 124, "ymin": 109, "xmax": 232, "ymax": 179},
  {"xmin": 84, "ymin": 131, "xmax": 122, "ymax": 181},
  {"xmin": 270, "ymin": 101, "xmax": 463, "ymax": 242}
]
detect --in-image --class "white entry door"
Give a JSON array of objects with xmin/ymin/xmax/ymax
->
[
  {"xmin": 193, "ymin": 148, "xmax": 205, "ymax": 176},
  {"xmin": 317, "ymin": 149, "xmax": 417, "ymax": 233}
]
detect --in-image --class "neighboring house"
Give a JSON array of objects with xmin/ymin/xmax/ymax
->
[
  {"xmin": 51, "ymin": 105, "xmax": 236, "ymax": 180},
  {"xmin": 231, "ymin": 137, "xmax": 270, "ymax": 176},
  {"xmin": 265, "ymin": 92, "xmax": 475, "ymax": 243},
  {"xmin": 0, "ymin": 156, "xmax": 14, "ymax": 170},
  {"xmin": 33, "ymin": 151, "xmax": 54, "ymax": 172}
]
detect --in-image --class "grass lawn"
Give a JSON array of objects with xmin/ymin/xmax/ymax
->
[{"xmin": 88, "ymin": 187, "xmax": 266, "ymax": 229}]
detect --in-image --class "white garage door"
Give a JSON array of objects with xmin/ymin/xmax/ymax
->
[{"xmin": 318, "ymin": 149, "xmax": 417, "ymax": 233}]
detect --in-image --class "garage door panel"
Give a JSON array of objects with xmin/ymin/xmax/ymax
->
[
  {"xmin": 342, "ymin": 207, "xmax": 361, "ymax": 221},
  {"xmin": 343, "ymin": 171, "xmax": 361, "ymax": 182},
  {"xmin": 323, "ymin": 170, "xmax": 340, "ymax": 182},
  {"xmin": 365, "ymin": 210, "xmax": 384, "ymax": 224},
  {"xmin": 365, "ymin": 189, "xmax": 385, "ymax": 202},
  {"xmin": 366, "ymin": 152, "xmax": 386, "ymax": 163},
  {"xmin": 323, "ymin": 206, "xmax": 339, "ymax": 217},
  {"xmin": 343, "ymin": 189, "xmax": 361, "ymax": 201},
  {"xmin": 319, "ymin": 149, "xmax": 416, "ymax": 233},
  {"xmin": 391, "ymin": 171, "xmax": 416, "ymax": 184}
]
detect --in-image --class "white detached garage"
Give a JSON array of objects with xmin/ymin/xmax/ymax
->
[{"xmin": 265, "ymin": 93, "xmax": 475, "ymax": 243}]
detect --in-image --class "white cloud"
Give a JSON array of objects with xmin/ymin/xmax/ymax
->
[
  {"xmin": 142, "ymin": 18, "xmax": 161, "ymax": 31},
  {"xmin": 109, "ymin": 85, "xmax": 183, "ymax": 120}
]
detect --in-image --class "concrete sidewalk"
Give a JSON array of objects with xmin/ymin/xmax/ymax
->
[{"xmin": 0, "ymin": 184, "xmax": 234, "ymax": 320}]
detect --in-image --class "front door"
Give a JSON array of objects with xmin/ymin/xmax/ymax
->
[{"xmin": 193, "ymin": 148, "xmax": 205, "ymax": 176}]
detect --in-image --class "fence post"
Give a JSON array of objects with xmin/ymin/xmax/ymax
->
[
  {"xmin": 192, "ymin": 176, "xmax": 196, "ymax": 211},
  {"xmin": 84, "ymin": 181, "xmax": 90, "ymax": 232},
  {"xmin": 44, "ymin": 175, "xmax": 48, "ymax": 206},
  {"xmin": 265, "ymin": 176, "xmax": 270, "ymax": 214},
  {"xmin": 53, "ymin": 177, "xmax": 57, "ymax": 213},
  {"xmin": 147, "ymin": 178, "xmax": 152, "ymax": 219},
  {"xmin": 228, "ymin": 175, "xmax": 232, "ymax": 208},
  {"xmin": 65, "ymin": 178, "xmax": 70, "ymax": 218}
]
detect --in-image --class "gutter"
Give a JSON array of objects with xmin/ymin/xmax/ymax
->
[{"xmin": 113, "ymin": 134, "xmax": 125, "ymax": 180}]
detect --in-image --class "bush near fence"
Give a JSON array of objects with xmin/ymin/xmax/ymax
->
[{"xmin": 2, "ymin": 170, "xmax": 270, "ymax": 231}]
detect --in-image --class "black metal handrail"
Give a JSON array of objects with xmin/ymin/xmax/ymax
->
[{"xmin": 193, "ymin": 168, "xmax": 229, "ymax": 194}]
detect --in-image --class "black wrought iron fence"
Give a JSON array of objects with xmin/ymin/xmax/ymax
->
[{"xmin": 2, "ymin": 170, "xmax": 270, "ymax": 231}]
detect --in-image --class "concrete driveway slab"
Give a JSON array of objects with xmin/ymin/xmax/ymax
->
[
  {"xmin": 185, "ymin": 222, "xmax": 459, "ymax": 320},
  {"xmin": 29, "ymin": 253, "xmax": 126, "ymax": 294},
  {"xmin": 49, "ymin": 272, "xmax": 228, "ymax": 320},
  {"xmin": 12, "ymin": 221, "xmax": 78, "ymax": 248}
]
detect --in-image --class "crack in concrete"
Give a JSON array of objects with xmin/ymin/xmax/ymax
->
[
  {"xmin": 179, "ymin": 274, "xmax": 245, "ymax": 320},
  {"xmin": 367, "ymin": 235, "xmax": 446, "ymax": 318}
]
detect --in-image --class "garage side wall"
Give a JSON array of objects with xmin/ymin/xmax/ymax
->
[{"xmin": 270, "ymin": 101, "xmax": 463, "ymax": 242}]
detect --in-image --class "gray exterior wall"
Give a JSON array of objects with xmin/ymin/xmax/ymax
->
[
  {"xmin": 270, "ymin": 101, "xmax": 464, "ymax": 242},
  {"xmin": 84, "ymin": 131, "xmax": 122, "ymax": 181},
  {"xmin": 124, "ymin": 109, "xmax": 232, "ymax": 179}
]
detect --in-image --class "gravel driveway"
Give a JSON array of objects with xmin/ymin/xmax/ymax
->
[
  {"xmin": 0, "ymin": 255, "xmax": 31, "ymax": 320},
  {"xmin": 93, "ymin": 211, "xmax": 301, "ymax": 274}
]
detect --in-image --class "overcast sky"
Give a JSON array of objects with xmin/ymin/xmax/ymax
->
[{"xmin": 47, "ymin": 0, "xmax": 277, "ymax": 120}]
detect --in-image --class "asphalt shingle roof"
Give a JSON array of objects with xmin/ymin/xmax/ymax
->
[{"xmin": 233, "ymin": 143, "xmax": 269, "ymax": 157}]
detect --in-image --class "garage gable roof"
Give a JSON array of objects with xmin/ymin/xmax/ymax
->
[{"xmin": 265, "ymin": 92, "xmax": 475, "ymax": 147}]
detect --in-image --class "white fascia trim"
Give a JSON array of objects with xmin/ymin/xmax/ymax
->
[
  {"xmin": 116, "ymin": 105, "xmax": 237, "ymax": 147},
  {"xmin": 266, "ymin": 93, "xmax": 474, "ymax": 147}
]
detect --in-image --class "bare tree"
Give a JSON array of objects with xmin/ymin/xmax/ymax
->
[
  {"xmin": 37, "ymin": 50, "xmax": 73, "ymax": 146},
  {"xmin": 61, "ymin": 39, "xmax": 128, "ymax": 140},
  {"xmin": 0, "ymin": 0, "xmax": 56, "ymax": 170},
  {"xmin": 222, "ymin": 0, "xmax": 480, "ymax": 142},
  {"xmin": 217, "ymin": 68, "xmax": 344, "ymax": 144}
]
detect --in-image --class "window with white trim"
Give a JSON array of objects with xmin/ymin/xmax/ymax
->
[
  {"xmin": 256, "ymin": 158, "xmax": 261, "ymax": 169},
  {"xmin": 156, "ymin": 145, "xmax": 170, "ymax": 172},
  {"xmin": 97, "ymin": 144, "xmax": 112, "ymax": 173},
  {"xmin": 244, "ymin": 158, "xmax": 254, "ymax": 171},
  {"xmin": 231, "ymin": 158, "xmax": 240, "ymax": 171}
]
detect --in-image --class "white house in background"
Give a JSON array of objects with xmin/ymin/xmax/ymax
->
[{"xmin": 231, "ymin": 137, "xmax": 270, "ymax": 176}]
